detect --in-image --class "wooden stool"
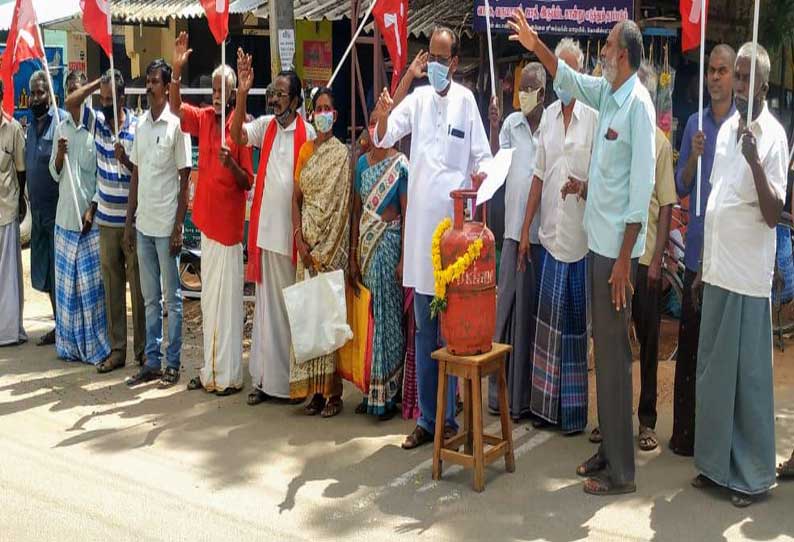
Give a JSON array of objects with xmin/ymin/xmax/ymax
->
[{"xmin": 431, "ymin": 343, "xmax": 515, "ymax": 492}]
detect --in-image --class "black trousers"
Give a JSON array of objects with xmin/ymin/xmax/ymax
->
[
  {"xmin": 670, "ymin": 269, "xmax": 700, "ymax": 454},
  {"xmin": 631, "ymin": 264, "xmax": 661, "ymax": 430}
]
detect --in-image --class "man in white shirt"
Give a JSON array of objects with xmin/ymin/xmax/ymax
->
[
  {"xmin": 485, "ymin": 62, "xmax": 545, "ymax": 421},
  {"xmin": 230, "ymin": 49, "xmax": 315, "ymax": 406},
  {"xmin": 0, "ymin": 79, "xmax": 28, "ymax": 346},
  {"xmin": 517, "ymin": 39, "xmax": 598, "ymax": 435},
  {"xmin": 373, "ymin": 26, "xmax": 492, "ymax": 449},
  {"xmin": 124, "ymin": 59, "xmax": 192, "ymax": 389},
  {"xmin": 692, "ymin": 43, "xmax": 788, "ymax": 508}
]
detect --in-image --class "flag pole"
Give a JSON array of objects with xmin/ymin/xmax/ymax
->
[
  {"xmin": 747, "ymin": 0, "xmax": 760, "ymax": 124},
  {"xmin": 221, "ymin": 39, "xmax": 227, "ymax": 149},
  {"xmin": 484, "ymin": 0, "xmax": 497, "ymax": 98},
  {"xmin": 695, "ymin": 0, "xmax": 705, "ymax": 217},
  {"xmin": 107, "ymin": 1, "xmax": 119, "ymax": 137},
  {"xmin": 34, "ymin": 23, "xmax": 83, "ymax": 227},
  {"xmin": 328, "ymin": 0, "xmax": 380, "ymax": 87}
]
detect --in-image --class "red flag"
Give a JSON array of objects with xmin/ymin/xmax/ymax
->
[
  {"xmin": 680, "ymin": 0, "xmax": 708, "ymax": 52},
  {"xmin": 200, "ymin": 0, "xmax": 229, "ymax": 45},
  {"xmin": 81, "ymin": 0, "xmax": 112, "ymax": 57},
  {"xmin": 373, "ymin": 0, "xmax": 408, "ymax": 94},
  {"xmin": 0, "ymin": 0, "xmax": 45, "ymax": 115}
]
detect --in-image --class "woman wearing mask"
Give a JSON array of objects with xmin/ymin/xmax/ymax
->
[
  {"xmin": 290, "ymin": 87, "xmax": 351, "ymax": 418},
  {"xmin": 349, "ymin": 119, "xmax": 409, "ymax": 420}
]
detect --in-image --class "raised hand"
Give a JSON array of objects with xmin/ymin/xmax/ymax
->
[
  {"xmin": 507, "ymin": 8, "xmax": 539, "ymax": 52},
  {"xmin": 237, "ymin": 48, "xmax": 254, "ymax": 94},
  {"xmin": 408, "ymin": 50, "xmax": 428, "ymax": 79},
  {"xmin": 173, "ymin": 32, "xmax": 192, "ymax": 76}
]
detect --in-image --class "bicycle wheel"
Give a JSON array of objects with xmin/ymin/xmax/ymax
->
[{"xmin": 659, "ymin": 267, "xmax": 684, "ymax": 362}]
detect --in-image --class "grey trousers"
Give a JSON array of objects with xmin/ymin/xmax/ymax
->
[{"xmin": 590, "ymin": 252, "xmax": 637, "ymax": 485}]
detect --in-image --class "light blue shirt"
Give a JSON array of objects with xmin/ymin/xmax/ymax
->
[
  {"xmin": 553, "ymin": 59, "xmax": 656, "ymax": 259},
  {"xmin": 49, "ymin": 108, "xmax": 98, "ymax": 232}
]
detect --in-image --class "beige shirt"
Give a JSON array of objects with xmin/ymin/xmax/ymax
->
[
  {"xmin": 639, "ymin": 128, "xmax": 677, "ymax": 266},
  {"xmin": 0, "ymin": 115, "xmax": 26, "ymax": 227}
]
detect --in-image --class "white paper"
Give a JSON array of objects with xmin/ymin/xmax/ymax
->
[
  {"xmin": 278, "ymin": 29, "xmax": 295, "ymax": 70},
  {"xmin": 475, "ymin": 148, "xmax": 515, "ymax": 207}
]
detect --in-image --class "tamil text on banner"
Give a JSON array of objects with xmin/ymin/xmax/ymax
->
[{"xmin": 473, "ymin": 0, "xmax": 633, "ymax": 35}]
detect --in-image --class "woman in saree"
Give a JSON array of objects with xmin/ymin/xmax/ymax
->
[
  {"xmin": 349, "ymin": 123, "xmax": 408, "ymax": 420},
  {"xmin": 290, "ymin": 87, "xmax": 351, "ymax": 418}
]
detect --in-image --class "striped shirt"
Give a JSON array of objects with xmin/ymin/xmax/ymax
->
[{"xmin": 84, "ymin": 108, "xmax": 138, "ymax": 227}]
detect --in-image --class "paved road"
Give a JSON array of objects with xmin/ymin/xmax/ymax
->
[{"xmin": 2, "ymin": 251, "xmax": 793, "ymax": 542}]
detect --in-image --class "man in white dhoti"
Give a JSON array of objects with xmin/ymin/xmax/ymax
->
[
  {"xmin": 230, "ymin": 48, "xmax": 316, "ymax": 406},
  {"xmin": 170, "ymin": 33, "xmax": 254, "ymax": 395},
  {"xmin": 0, "ymin": 80, "xmax": 28, "ymax": 346}
]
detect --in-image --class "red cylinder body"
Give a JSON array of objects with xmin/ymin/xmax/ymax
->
[{"xmin": 439, "ymin": 189, "xmax": 496, "ymax": 355}]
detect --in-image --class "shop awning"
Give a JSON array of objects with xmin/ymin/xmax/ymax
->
[{"xmin": 110, "ymin": 0, "xmax": 265, "ymax": 23}]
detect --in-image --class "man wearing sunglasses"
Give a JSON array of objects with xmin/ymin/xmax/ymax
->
[
  {"xmin": 372, "ymin": 26, "xmax": 492, "ymax": 450},
  {"xmin": 230, "ymin": 48, "xmax": 316, "ymax": 407},
  {"xmin": 509, "ymin": 12, "xmax": 656, "ymax": 496}
]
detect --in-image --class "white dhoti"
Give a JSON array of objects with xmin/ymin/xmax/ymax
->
[
  {"xmin": 199, "ymin": 234, "xmax": 244, "ymax": 391},
  {"xmin": 250, "ymin": 249, "xmax": 295, "ymax": 398},
  {"xmin": 0, "ymin": 221, "xmax": 26, "ymax": 345}
]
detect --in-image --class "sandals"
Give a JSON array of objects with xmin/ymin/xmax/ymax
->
[
  {"xmin": 96, "ymin": 356, "xmax": 125, "ymax": 374},
  {"xmin": 215, "ymin": 386, "xmax": 242, "ymax": 397},
  {"xmin": 187, "ymin": 377, "xmax": 205, "ymax": 391},
  {"xmin": 321, "ymin": 396, "xmax": 343, "ymax": 418},
  {"xmin": 583, "ymin": 477, "xmax": 636, "ymax": 496},
  {"xmin": 532, "ymin": 418, "xmax": 553, "ymax": 430},
  {"xmin": 355, "ymin": 400, "xmax": 368, "ymax": 415},
  {"xmin": 577, "ymin": 453, "xmax": 607, "ymax": 477},
  {"xmin": 402, "ymin": 425, "xmax": 433, "ymax": 449},
  {"xmin": 638, "ymin": 426, "xmax": 659, "ymax": 451},
  {"xmin": 126, "ymin": 367, "xmax": 163, "ymax": 387},
  {"xmin": 304, "ymin": 394, "xmax": 327, "ymax": 416},
  {"xmin": 589, "ymin": 427, "xmax": 602, "ymax": 443},
  {"xmin": 777, "ymin": 455, "xmax": 794, "ymax": 479},
  {"xmin": 731, "ymin": 492, "xmax": 754, "ymax": 508},
  {"xmin": 37, "ymin": 329, "xmax": 56, "ymax": 346},
  {"xmin": 158, "ymin": 367, "xmax": 180, "ymax": 388},
  {"xmin": 248, "ymin": 390, "xmax": 270, "ymax": 405},
  {"xmin": 691, "ymin": 474, "xmax": 718, "ymax": 489}
]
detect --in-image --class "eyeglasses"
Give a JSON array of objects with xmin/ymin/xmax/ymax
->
[
  {"xmin": 269, "ymin": 90, "xmax": 290, "ymax": 100},
  {"xmin": 428, "ymin": 54, "xmax": 453, "ymax": 67}
]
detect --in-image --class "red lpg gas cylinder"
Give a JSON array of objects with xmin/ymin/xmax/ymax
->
[{"xmin": 439, "ymin": 189, "xmax": 496, "ymax": 355}]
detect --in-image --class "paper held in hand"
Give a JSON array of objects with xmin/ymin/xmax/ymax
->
[{"xmin": 475, "ymin": 148, "xmax": 515, "ymax": 207}]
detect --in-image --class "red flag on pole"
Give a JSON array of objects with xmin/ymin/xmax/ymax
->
[
  {"xmin": 680, "ymin": 0, "xmax": 708, "ymax": 52},
  {"xmin": 200, "ymin": 0, "xmax": 230, "ymax": 44},
  {"xmin": 0, "ymin": 0, "xmax": 45, "ymax": 115},
  {"xmin": 372, "ymin": 0, "xmax": 408, "ymax": 93},
  {"xmin": 81, "ymin": 0, "xmax": 112, "ymax": 57}
]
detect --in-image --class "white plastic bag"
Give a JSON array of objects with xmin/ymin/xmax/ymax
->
[{"xmin": 283, "ymin": 269, "xmax": 353, "ymax": 364}]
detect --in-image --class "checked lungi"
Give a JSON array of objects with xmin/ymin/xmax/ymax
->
[
  {"xmin": 530, "ymin": 246, "xmax": 588, "ymax": 433},
  {"xmin": 54, "ymin": 225, "xmax": 111, "ymax": 364}
]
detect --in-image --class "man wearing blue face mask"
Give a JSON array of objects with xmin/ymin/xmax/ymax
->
[
  {"xmin": 484, "ymin": 62, "xmax": 545, "ymax": 423},
  {"xmin": 516, "ymin": 39, "xmax": 598, "ymax": 435},
  {"xmin": 373, "ymin": 26, "xmax": 493, "ymax": 450}
]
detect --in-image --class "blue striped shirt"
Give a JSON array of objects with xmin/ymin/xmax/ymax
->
[{"xmin": 84, "ymin": 108, "xmax": 138, "ymax": 227}]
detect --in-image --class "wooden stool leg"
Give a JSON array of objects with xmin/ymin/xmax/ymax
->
[
  {"xmin": 463, "ymin": 378, "xmax": 473, "ymax": 455},
  {"xmin": 498, "ymin": 363, "xmax": 516, "ymax": 473},
  {"xmin": 432, "ymin": 360, "xmax": 448, "ymax": 481},
  {"xmin": 471, "ymin": 368, "xmax": 485, "ymax": 492}
]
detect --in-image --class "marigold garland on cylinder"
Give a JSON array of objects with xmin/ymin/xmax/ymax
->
[{"xmin": 430, "ymin": 217, "xmax": 485, "ymax": 317}]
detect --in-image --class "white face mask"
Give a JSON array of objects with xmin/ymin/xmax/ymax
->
[{"xmin": 518, "ymin": 88, "xmax": 541, "ymax": 116}]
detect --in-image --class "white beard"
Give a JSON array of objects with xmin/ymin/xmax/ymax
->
[{"xmin": 603, "ymin": 57, "xmax": 618, "ymax": 84}]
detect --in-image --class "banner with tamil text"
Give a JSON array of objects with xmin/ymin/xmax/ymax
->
[{"xmin": 473, "ymin": 0, "xmax": 633, "ymax": 36}]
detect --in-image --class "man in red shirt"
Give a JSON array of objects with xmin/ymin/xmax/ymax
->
[{"xmin": 170, "ymin": 32, "xmax": 254, "ymax": 395}]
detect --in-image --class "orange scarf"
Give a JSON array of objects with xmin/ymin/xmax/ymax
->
[{"xmin": 245, "ymin": 116, "xmax": 307, "ymax": 283}]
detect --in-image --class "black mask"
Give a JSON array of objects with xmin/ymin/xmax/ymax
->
[
  {"xmin": 30, "ymin": 102, "xmax": 49, "ymax": 118},
  {"xmin": 101, "ymin": 105, "xmax": 116, "ymax": 125}
]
